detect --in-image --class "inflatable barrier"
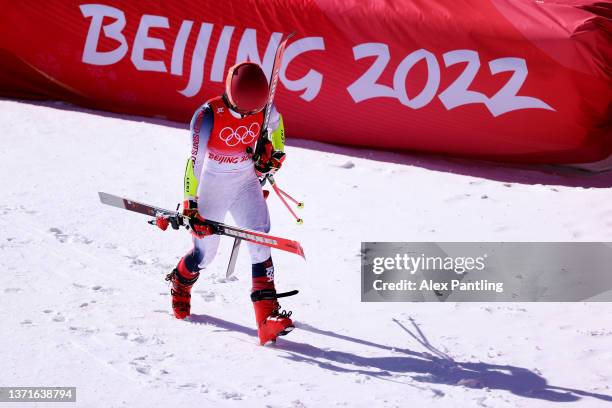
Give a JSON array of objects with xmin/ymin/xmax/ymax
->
[{"xmin": 0, "ymin": 1, "xmax": 610, "ymax": 163}]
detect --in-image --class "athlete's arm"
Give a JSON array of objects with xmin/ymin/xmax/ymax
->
[
  {"xmin": 267, "ymin": 104, "xmax": 285, "ymax": 152},
  {"xmin": 184, "ymin": 104, "xmax": 212, "ymax": 201},
  {"xmin": 179, "ymin": 104, "xmax": 215, "ymax": 238},
  {"xmin": 156, "ymin": 106, "xmax": 213, "ymax": 234},
  {"xmin": 255, "ymin": 104, "xmax": 286, "ymax": 177}
]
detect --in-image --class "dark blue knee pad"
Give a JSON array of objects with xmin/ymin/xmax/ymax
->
[
  {"xmin": 252, "ymin": 256, "xmax": 274, "ymax": 280},
  {"xmin": 184, "ymin": 247, "xmax": 204, "ymax": 272}
]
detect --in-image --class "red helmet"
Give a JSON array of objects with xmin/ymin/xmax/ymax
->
[{"xmin": 225, "ymin": 62, "xmax": 269, "ymax": 115}]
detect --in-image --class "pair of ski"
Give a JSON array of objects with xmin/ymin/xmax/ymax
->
[
  {"xmin": 100, "ymin": 32, "xmax": 303, "ymax": 278},
  {"xmin": 98, "ymin": 192, "xmax": 305, "ymax": 262}
]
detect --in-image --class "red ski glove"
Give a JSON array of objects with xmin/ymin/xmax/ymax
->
[
  {"xmin": 155, "ymin": 215, "xmax": 170, "ymax": 231},
  {"xmin": 183, "ymin": 199, "xmax": 214, "ymax": 238},
  {"xmin": 189, "ymin": 214, "xmax": 214, "ymax": 238},
  {"xmin": 182, "ymin": 198, "xmax": 199, "ymax": 218},
  {"xmin": 255, "ymin": 139, "xmax": 285, "ymax": 178}
]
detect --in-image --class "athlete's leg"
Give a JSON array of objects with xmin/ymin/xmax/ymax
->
[
  {"xmin": 188, "ymin": 170, "xmax": 240, "ymax": 270},
  {"xmin": 168, "ymin": 170, "xmax": 238, "ymax": 319},
  {"xmin": 229, "ymin": 171, "xmax": 272, "ymax": 264},
  {"xmin": 230, "ymin": 171, "xmax": 292, "ymax": 343}
]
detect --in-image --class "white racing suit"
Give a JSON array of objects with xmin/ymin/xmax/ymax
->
[{"xmin": 181, "ymin": 96, "xmax": 283, "ymax": 272}]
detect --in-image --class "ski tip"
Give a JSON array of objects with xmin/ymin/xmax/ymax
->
[{"xmin": 287, "ymin": 241, "xmax": 305, "ymax": 259}]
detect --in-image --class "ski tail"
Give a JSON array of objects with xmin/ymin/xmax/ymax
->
[
  {"xmin": 262, "ymin": 31, "xmax": 295, "ymax": 131},
  {"xmin": 99, "ymin": 191, "xmax": 175, "ymax": 218},
  {"xmin": 254, "ymin": 31, "xmax": 295, "ymax": 161}
]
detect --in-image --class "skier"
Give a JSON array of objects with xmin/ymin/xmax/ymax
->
[{"xmin": 160, "ymin": 62, "xmax": 293, "ymax": 345}]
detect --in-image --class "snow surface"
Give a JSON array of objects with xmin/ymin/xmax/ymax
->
[{"xmin": 1, "ymin": 98, "xmax": 611, "ymax": 407}]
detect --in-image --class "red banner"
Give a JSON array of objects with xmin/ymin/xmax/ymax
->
[{"xmin": 0, "ymin": 1, "xmax": 610, "ymax": 163}]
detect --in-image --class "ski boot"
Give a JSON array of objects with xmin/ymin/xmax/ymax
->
[
  {"xmin": 251, "ymin": 289, "xmax": 294, "ymax": 345},
  {"xmin": 165, "ymin": 266, "xmax": 199, "ymax": 319}
]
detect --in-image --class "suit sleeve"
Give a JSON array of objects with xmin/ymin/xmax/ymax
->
[
  {"xmin": 184, "ymin": 104, "xmax": 212, "ymax": 199},
  {"xmin": 267, "ymin": 104, "xmax": 285, "ymax": 151}
]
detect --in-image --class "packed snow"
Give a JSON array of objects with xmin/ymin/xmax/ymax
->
[{"xmin": 1, "ymin": 98, "xmax": 611, "ymax": 407}]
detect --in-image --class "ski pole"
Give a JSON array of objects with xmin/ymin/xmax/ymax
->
[
  {"xmin": 275, "ymin": 185, "xmax": 304, "ymax": 209},
  {"xmin": 267, "ymin": 175, "xmax": 304, "ymax": 225},
  {"xmin": 272, "ymin": 182, "xmax": 303, "ymax": 224},
  {"xmin": 267, "ymin": 175, "xmax": 303, "ymax": 208}
]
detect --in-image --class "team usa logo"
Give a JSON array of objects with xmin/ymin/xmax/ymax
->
[{"xmin": 218, "ymin": 123, "xmax": 260, "ymax": 147}]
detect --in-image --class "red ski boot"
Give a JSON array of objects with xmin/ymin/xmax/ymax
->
[
  {"xmin": 251, "ymin": 289, "xmax": 294, "ymax": 345},
  {"xmin": 165, "ymin": 265, "xmax": 199, "ymax": 319}
]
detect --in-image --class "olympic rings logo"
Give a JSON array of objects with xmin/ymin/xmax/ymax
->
[{"xmin": 219, "ymin": 123, "xmax": 260, "ymax": 147}]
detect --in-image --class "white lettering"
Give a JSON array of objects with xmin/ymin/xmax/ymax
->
[
  {"xmin": 171, "ymin": 20, "xmax": 193, "ymax": 75},
  {"xmin": 438, "ymin": 49, "xmax": 488, "ymax": 110},
  {"xmin": 347, "ymin": 43, "xmax": 395, "ymax": 103},
  {"xmin": 393, "ymin": 49, "xmax": 440, "ymax": 109},
  {"xmin": 487, "ymin": 57, "xmax": 554, "ymax": 116},
  {"xmin": 280, "ymin": 37, "xmax": 325, "ymax": 101},
  {"xmin": 236, "ymin": 29, "xmax": 283, "ymax": 81},
  {"xmin": 179, "ymin": 23, "xmax": 214, "ymax": 97},
  {"xmin": 131, "ymin": 14, "xmax": 169, "ymax": 72},
  {"xmin": 210, "ymin": 26, "xmax": 235, "ymax": 82},
  {"xmin": 80, "ymin": 4, "xmax": 128, "ymax": 65}
]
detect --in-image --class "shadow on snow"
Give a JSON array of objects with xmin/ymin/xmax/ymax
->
[{"xmin": 187, "ymin": 313, "xmax": 611, "ymax": 404}]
